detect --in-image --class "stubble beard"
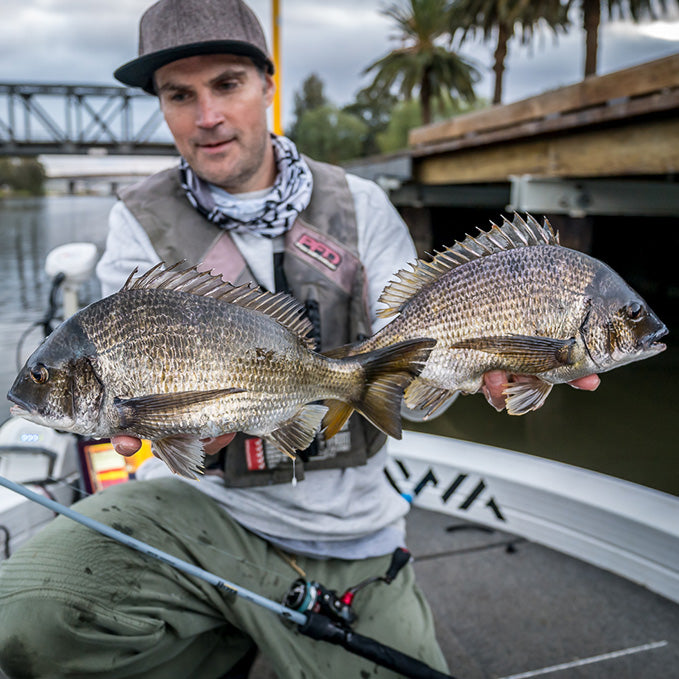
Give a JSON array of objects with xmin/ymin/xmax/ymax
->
[{"xmin": 191, "ymin": 131, "xmax": 272, "ymax": 193}]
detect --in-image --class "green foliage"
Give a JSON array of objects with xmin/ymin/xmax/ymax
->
[
  {"xmin": 376, "ymin": 96, "xmax": 487, "ymax": 153},
  {"xmin": 293, "ymin": 105, "xmax": 369, "ymax": 164},
  {"xmin": 0, "ymin": 157, "xmax": 46, "ymax": 196},
  {"xmin": 450, "ymin": 0, "xmax": 569, "ymax": 44},
  {"xmin": 288, "ymin": 73, "xmax": 329, "ymax": 140},
  {"xmin": 342, "ymin": 89, "xmax": 398, "ymax": 156},
  {"xmin": 451, "ymin": 0, "xmax": 569, "ymax": 103},
  {"xmin": 362, "ymin": 0, "xmax": 480, "ymax": 124}
]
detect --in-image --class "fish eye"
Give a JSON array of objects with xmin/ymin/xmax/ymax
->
[
  {"xmin": 626, "ymin": 302, "xmax": 644, "ymax": 320},
  {"xmin": 29, "ymin": 364, "xmax": 49, "ymax": 384}
]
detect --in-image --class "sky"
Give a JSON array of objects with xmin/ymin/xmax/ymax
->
[{"xmin": 1, "ymin": 0, "xmax": 678, "ymax": 173}]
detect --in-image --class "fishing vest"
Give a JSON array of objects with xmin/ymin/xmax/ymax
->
[{"xmin": 119, "ymin": 158, "xmax": 387, "ymax": 486}]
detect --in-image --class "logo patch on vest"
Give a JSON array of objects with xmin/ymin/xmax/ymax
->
[{"xmin": 295, "ymin": 233, "xmax": 342, "ymax": 271}]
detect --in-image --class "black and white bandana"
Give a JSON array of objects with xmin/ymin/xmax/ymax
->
[{"xmin": 179, "ymin": 134, "xmax": 313, "ymax": 239}]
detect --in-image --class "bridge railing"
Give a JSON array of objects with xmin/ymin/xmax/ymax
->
[{"xmin": 0, "ymin": 83, "xmax": 176, "ymax": 156}]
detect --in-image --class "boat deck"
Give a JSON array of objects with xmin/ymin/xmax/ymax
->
[{"xmin": 404, "ymin": 506, "xmax": 679, "ymax": 679}]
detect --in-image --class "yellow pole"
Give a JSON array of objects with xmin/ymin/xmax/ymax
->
[{"xmin": 272, "ymin": 0, "xmax": 282, "ymax": 135}]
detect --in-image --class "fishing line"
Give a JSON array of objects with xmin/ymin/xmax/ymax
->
[
  {"xmin": 0, "ymin": 458, "xmax": 297, "ymax": 582},
  {"xmin": 0, "ymin": 474, "xmax": 456, "ymax": 679},
  {"xmin": 0, "ymin": 475, "xmax": 306, "ymax": 622}
]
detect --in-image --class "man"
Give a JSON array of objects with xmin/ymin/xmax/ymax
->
[{"xmin": 0, "ymin": 1, "xmax": 599, "ymax": 677}]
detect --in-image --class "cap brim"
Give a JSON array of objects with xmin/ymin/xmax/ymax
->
[{"xmin": 114, "ymin": 40, "xmax": 274, "ymax": 94}]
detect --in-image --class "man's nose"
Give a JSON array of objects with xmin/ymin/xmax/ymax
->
[{"xmin": 196, "ymin": 94, "xmax": 224, "ymax": 128}]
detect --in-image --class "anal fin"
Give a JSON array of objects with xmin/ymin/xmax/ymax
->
[
  {"xmin": 322, "ymin": 399, "xmax": 353, "ymax": 440},
  {"xmin": 267, "ymin": 404, "xmax": 328, "ymax": 458}
]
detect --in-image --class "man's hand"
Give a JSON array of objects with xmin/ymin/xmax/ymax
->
[
  {"xmin": 111, "ymin": 433, "xmax": 236, "ymax": 457},
  {"xmin": 481, "ymin": 370, "xmax": 600, "ymax": 412}
]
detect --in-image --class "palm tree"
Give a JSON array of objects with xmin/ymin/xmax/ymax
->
[
  {"xmin": 362, "ymin": 0, "xmax": 479, "ymax": 125},
  {"xmin": 577, "ymin": 0, "xmax": 676, "ymax": 77},
  {"xmin": 451, "ymin": 0, "xmax": 570, "ymax": 104}
]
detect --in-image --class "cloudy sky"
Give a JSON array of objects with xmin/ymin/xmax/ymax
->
[{"xmin": 1, "ymin": 0, "xmax": 678, "ymax": 169}]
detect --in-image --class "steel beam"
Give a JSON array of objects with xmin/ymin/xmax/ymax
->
[
  {"xmin": 509, "ymin": 175, "xmax": 679, "ymax": 217},
  {"xmin": 0, "ymin": 82, "xmax": 175, "ymax": 155}
]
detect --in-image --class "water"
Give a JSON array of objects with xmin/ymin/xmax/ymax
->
[
  {"xmin": 0, "ymin": 196, "xmax": 676, "ymax": 495},
  {"xmin": 0, "ymin": 195, "xmax": 114, "ymax": 421}
]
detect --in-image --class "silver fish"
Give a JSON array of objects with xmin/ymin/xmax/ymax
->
[
  {"xmin": 327, "ymin": 214, "xmax": 667, "ymax": 417},
  {"xmin": 8, "ymin": 263, "xmax": 435, "ymax": 477}
]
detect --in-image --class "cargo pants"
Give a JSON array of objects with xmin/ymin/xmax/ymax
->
[{"xmin": 0, "ymin": 477, "xmax": 448, "ymax": 679}]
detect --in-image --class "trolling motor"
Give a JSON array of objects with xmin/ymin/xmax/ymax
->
[
  {"xmin": 44, "ymin": 242, "xmax": 98, "ymax": 320},
  {"xmin": 283, "ymin": 547, "xmax": 412, "ymax": 626},
  {"xmin": 16, "ymin": 242, "xmax": 98, "ymax": 369}
]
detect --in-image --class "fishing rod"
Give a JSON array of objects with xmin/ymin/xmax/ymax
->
[{"xmin": 0, "ymin": 475, "xmax": 456, "ymax": 679}]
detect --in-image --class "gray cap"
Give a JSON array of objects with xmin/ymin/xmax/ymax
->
[{"xmin": 114, "ymin": 0, "xmax": 274, "ymax": 94}]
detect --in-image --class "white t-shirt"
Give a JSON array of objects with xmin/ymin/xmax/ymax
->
[{"xmin": 96, "ymin": 172, "xmax": 418, "ymax": 559}]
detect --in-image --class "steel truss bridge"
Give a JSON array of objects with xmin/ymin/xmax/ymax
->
[{"xmin": 0, "ymin": 83, "xmax": 176, "ymax": 155}]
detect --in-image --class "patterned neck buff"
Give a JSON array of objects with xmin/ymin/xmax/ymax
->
[{"xmin": 179, "ymin": 134, "xmax": 313, "ymax": 239}]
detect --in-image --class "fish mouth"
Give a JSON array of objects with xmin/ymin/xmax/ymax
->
[
  {"xmin": 645, "ymin": 325, "xmax": 668, "ymax": 353},
  {"xmin": 7, "ymin": 392, "xmax": 33, "ymax": 417}
]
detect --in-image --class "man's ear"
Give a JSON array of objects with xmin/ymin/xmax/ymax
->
[{"xmin": 264, "ymin": 73, "xmax": 276, "ymax": 107}]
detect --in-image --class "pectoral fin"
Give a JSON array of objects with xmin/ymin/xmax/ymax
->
[
  {"xmin": 267, "ymin": 404, "xmax": 329, "ymax": 458},
  {"xmin": 115, "ymin": 388, "xmax": 245, "ymax": 429},
  {"xmin": 152, "ymin": 434, "xmax": 205, "ymax": 479},
  {"xmin": 451, "ymin": 335, "xmax": 576, "ymax": 373},
  {"xmin": 504, "ymin": 378, "xmax": 553, "ymax": 415}
]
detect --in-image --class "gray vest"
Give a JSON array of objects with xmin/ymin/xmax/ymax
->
[{"xmin": 119, "ymin": 158, "xmax": 387, "ymax": 486}]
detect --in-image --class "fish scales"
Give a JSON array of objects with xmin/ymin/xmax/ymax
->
[
  {"xmin": 328, "ymin": 214, "xmax": 667, "ymax": 417},
  {"xmin": 89, "ymin": 289, "xmax": 331, "ymax": 434},
  {"xmin": 374, "ymin": 246, "xmax": 591, "ymax": 385},
  {"xmin": 8, "ymin": 264, "xmax": 435, "ymax": 477}
]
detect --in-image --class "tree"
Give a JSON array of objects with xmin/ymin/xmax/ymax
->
[
  {"xmin": 293, "ymin": 106, "xmax": 369, "ymax": 164},
  {"xmin": 575, "ymin": 0, "xmax": 676, "ymax": 77},
  {"xmin": 288, "ymin": 73, "xmax": 329, "ymax": 139},
  {"xmin": 376, "ymin": 96, "xmax": 487, "ymax": 152},
  {"xmin": 362, "ymin": 0, "xmax": 479, "ymax": 125},
  {"xmin": 0, "ymin": 157, "xmax": 46, "ymax": 196},
  {"xmin": 342, "ymin": 88, "xmax": 398, "ymax": 156},
  {"xmin": 451, "ymin": 0, "xmax": 569, "ymax": 104}
]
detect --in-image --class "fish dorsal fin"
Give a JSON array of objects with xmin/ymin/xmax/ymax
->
[
  {"xmin": 377, "ymin": 213, "xmax": 559, "ymax": 319},
  {"xmin": 122, "ymin": 262, "xmax": 316, "ymax": 349}
]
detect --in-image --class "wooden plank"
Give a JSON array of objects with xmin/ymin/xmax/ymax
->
[
  {"xmin": 409, "ymin": 53, "xmax": 679, "ymax": 147},
  {"xmin": 415, "ymin": 118, "xmax": 679, "ymax": 184},
  {"xmin": 411, "ymin": 89, "xmax": 679, "ymax": 158}
]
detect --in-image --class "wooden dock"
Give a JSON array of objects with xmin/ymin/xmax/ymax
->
[{"xmin": 408, "ymin": 53, "xmax": 679, "ymax": 184}]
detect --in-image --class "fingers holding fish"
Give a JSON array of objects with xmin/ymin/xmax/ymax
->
[
  {"xmin": 111, "ymin": 434, "xmax": 143, "ymax": 457},
  {"xmin": 567, "ymin": 374, "xmax": 600, "ymax": 391},
  {"xmin": 201, "ymin": 433, "xmax": 237, "ymax": 455},
  {"xmin": 481, "ymin": 370, "xmax": 601, "ymax": 413}
]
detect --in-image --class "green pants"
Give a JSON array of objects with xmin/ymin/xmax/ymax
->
[{"xmin": 0, "ymin": 478, "xmax": 447, "ymax": 678}]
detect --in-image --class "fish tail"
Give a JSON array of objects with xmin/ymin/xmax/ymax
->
[{"xmin": 323, "ymin": 338, "xmax": 436, "ymax": 440}]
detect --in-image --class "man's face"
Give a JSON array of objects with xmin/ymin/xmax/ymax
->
[{"xmin": 155, "ymin": 54, "xmax": 276, "ymax": 193}]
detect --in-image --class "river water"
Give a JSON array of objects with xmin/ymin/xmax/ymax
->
[{"xmin": 0, "ymin": 195, "xmax": 676, "ymax": 495}]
